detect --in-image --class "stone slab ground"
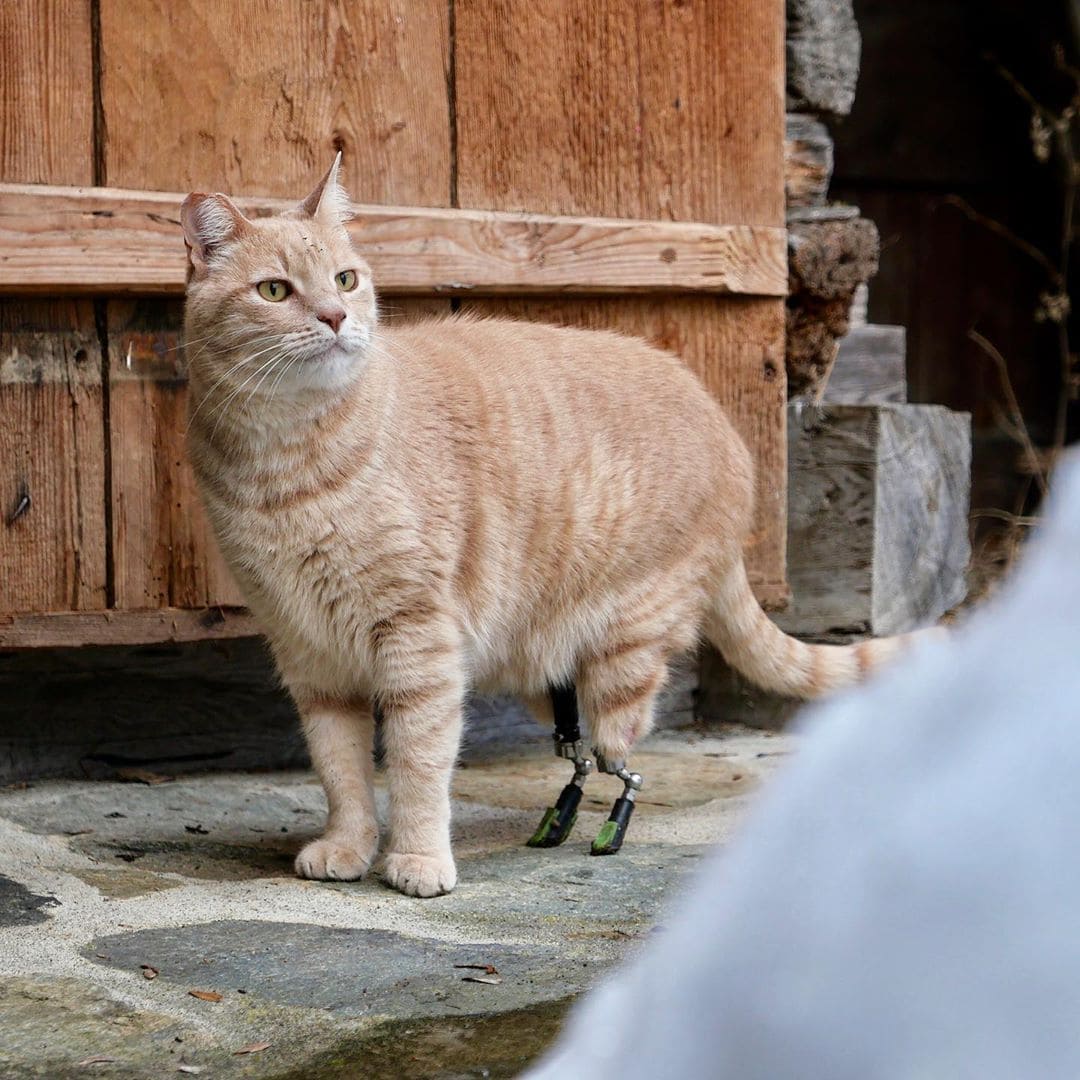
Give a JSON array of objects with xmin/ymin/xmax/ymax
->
[{"xmin": 0, "ymin": 726, "xmax": 793, "ymax": 1079}]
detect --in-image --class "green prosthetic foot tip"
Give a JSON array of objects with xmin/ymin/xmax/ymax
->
[
  {"xmin": 528, "ymin": 807, "xmax": 578, "ymax": 848},
  {"xmin": 590, "ymin": 819, "xmax": 622, "ymax": 855}
]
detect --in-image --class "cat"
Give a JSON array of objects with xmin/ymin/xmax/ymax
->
[{"xmin": 181, "ymin": 157, "xmax": 921, "ymax": 897}]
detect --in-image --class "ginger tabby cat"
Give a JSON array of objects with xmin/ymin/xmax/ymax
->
[{"xmin": 181, "ymin": 159, "xmax": 916, "ymax": 897}]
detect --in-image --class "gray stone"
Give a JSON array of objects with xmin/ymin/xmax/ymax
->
[
  {"xmin": 0, "ymin": 874, "xmax": 59, "ymax": 927},
  {"xmin": 87, "ymin": 920, "xmax": 582, "ymax": 1021},
  {"xmin": 787, "ymin": 0, "xmax": 861, "ymax": 116}
]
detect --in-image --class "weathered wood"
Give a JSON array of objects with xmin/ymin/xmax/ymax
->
[
  {"xmin": 0, "ymin": 638, "xmax": 300, "ymax": 782},
  {"xmin": 0, "ymin": 3, "xmax": 107, "ymax": 618},
  {"xmin": 0, "ymin": 184, "xmax": 788, "ymax": 299},
  {"xmin": 0, "ymin": 301, "xmax": 108, "ymax": 615},
  {"xmin": 456, "ymin": 1, "xmax": 785, "ymax": 225},
  {"xmin": 105, "ymin": 300, "xmax": 245, "ymax": 610},
  {"xmin": 785, "ymin": 114, "xmax": 834, "ymax": 209},
  {"xmin": 0, "ymin": 1, "xmax": 94, "ymax": 187},
  {"xmin": 456, "ymin": 0, "xmax": 789, "ymax": 602},
  {"xmin": 0, "ymin": 607, "xmax": 259, "ymax": 650},
  {"xmin": 786, "ymin": 0, "xmax": 861, "ymax": 117},
  {"xmin": 821, "ymin": 324, "xmax": 908, "ymax": 405},
  {"xmin": 778, "ymin": 402, "xmax": 971, "ymax": 637}
]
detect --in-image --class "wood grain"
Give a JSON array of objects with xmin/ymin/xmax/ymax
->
[
  {"xmin": 0, "ymin": 1, "xmax": 95, "ymax": 187},
  {"xmin": 0, "ymin": 301, "xmax": 107, "ymax": 614},
  {"xmin": 98, "ymin": 0, "xmax": 451, "ymax": 204},
  {"xmin": 106, "ymin": 299, "xmax": 244, "ymax": 610},
  {"xmin": 456, "ymin": 0, "xmax": 788, "ymax": 598},
  {"xmin": 0, "ymin": 606, "xmax": 258, "ymax": 650},
  {"xmin": 0, "ymin": 183, "xmax": 787, "ymax": 298},
  {"xmin": 778, "ymin": 403, "xmax": 971, "ymax": 637},
  {"xmin": 0, "ymin": 2, "xmax": 107, "ymax": 617},
  {"xmin": 455, "ymin": 0, "xmax": 785, "ymax": 225}
]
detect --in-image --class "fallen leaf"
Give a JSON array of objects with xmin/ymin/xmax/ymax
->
[
  {"xmin": 188, "ymin": 990, "xmax": 222, "ymax": 1002},
  {"xmin": 141, "ymin": 964, "xmax": 159, "ymax": 980},
  {"xmin": 76, "ymin": 1056, "xmax": 116, "ymax": 1067},
  {"xmin": 453, "ymin": 963, "xmax": 499, "ymax": 975},
  {"xmin": 233, "ymin": 1042, "xmax": 271, "ymax": 1055},
  {"xmin": 461, "ymin": 974, "xmax": 503, "ymax": 985},
  {"xmin": 116, "ymin": 768, "xmax": 174, "ymax": 785}
]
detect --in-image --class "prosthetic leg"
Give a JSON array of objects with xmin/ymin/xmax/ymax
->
[
  {"xmin": 527, "ymin": 684, "xmax": 593, "ymax": 848},
  {"xmin": 590, "ymin": 752, "xmax": 643, "ymax": 856},
  {"xmin": 527, "ymin": 683, "xmax": 644, "ymax": 855}
]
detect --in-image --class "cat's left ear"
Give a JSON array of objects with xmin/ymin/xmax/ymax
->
[{"xmin": 298, "ymin": 152, "xmax": 352, "ymax": 226}]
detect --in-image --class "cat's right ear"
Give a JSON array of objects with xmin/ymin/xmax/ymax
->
[{"xmin": 180, "ymin": 193, "xmax": 251, "ymax": 273}]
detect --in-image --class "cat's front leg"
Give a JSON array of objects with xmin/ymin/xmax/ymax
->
[
  {"xmin": 292, "ymin": 692, "xmax": 380, "ymax": 881},
  {"xmin": 372, "ymin": 609, "xmax": 465, "ymax": 898}
]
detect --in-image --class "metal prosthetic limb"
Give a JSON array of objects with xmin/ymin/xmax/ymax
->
[
  {"xmin": 590, "ymin": 752, "xmax": 643, "ymax": 856},
  {"xmin": 527, "ymin": 684, "xmax": 594, "ymax": 848}
]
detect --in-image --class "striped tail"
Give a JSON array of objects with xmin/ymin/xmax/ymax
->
[{"xmin": 705, "ymin": 560, "xmax": 924, "ymax": 699}]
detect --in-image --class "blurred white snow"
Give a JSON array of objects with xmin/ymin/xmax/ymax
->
[{"xmin": 527, "ymin": 451, "xmax": 1080, "ymax": 1080}]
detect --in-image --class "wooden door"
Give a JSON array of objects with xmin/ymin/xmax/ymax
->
[{"xmin": 0, "ymin": 0, "xmax": 787, "ymax": 644}]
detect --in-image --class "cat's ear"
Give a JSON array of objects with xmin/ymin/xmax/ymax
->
[
  {"xmin": 180, "ymin": 192, "xmax": 251, "ymax": 271},
  {"xmin": 298, "ymin": 152, "xmax": 351, "ymax": 226}
]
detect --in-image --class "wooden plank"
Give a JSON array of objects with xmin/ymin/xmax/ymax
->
[
  {"xmin": 0, "ymin": 607, "xmax": 259, "ymax": 650},
  {"xmin": 105, "ymin": 299, "xmax": 244, "ymax": 610},
  {"xmin": 0, "ymin": 2, "xmax": 107, "ymax": 618},
  {"xmin": 0, "ymin": 300, "xmax": 107, "ymax": 614},
  {"xmin": 777, "ymin": 403, "xmax": 971, "ymax": 638},
  {"xmin": 0, "ymin": 1, "xmax": 94, "ymax": 187},
  {"xmin": 821, "ymin": 324, "xmax": 908, "ymax": 405},
  {"xmin": 0, "ymin": 183, "xmax": 788, "ymax": 298},
  {"xmin": 98, "ymin": 0, "xmax": 451, "ymax": 205},
  {"xmin": 456, "ymin": 0, "xmax": 788, "ymax": 598},
  {"xmin": 455, "ymin": 1, "xmax": 784, "ymax": 224}
]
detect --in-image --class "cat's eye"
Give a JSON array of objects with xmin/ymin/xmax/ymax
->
[
  {"xmin": 257, "ymin": 280, "xmax": 291, "ymax": 302},
  {"xmin": 336, "ymin": 270, "xmax": 358, "ymax": 292}
]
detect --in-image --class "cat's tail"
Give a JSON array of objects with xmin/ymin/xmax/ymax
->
[{"xmin": 704, "ymin": 559, "xmax": 938, "ymax": 699}]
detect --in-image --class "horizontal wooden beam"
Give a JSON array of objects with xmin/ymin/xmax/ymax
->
[
  {"xmin": 0, "ymin": 183, "xmax": 787, "ymax": 299},
  {"xmin": 0, "ymin": 607, "xmax": 261, "ymax": 649}
]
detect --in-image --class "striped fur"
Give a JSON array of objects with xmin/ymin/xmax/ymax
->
[{"xmin": 181, "ymin": 171, "xmax": 932, "ymax": 896}]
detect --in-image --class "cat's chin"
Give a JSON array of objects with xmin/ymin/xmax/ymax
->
[{"xmin": 287, "ymin": 343, "xmax": 367, "ymax": 392}]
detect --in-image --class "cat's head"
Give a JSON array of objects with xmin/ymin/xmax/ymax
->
[{"xmin": 181, "ymin": 155, "xmax": 377, "ymax": 398}]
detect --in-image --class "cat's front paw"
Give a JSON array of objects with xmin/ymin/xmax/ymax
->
[
  {"xmin": 382, "ymin": 851, "xmax": 457, "ymax": 897},
  {"xmin": 295, "ymin": 833, "xmax": 376, "ymax": 881}
]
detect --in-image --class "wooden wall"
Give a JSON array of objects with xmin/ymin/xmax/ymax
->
[{"xmin": 0, "ymin": 0, "xmax": 787, "ymax": 637}]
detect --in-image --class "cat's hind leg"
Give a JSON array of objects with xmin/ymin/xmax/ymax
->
[
  {"xmin": 293, "ymin": 694, "xmax": 380, "ymax": 881},
  {"xmin": 578, "ymin": 638, "xmax": 669, "ymax": 855}
]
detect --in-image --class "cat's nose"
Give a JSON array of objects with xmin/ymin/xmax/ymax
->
[{"xmin": 316, "ymin": 306, "xmax": 347, "ymax": 334}]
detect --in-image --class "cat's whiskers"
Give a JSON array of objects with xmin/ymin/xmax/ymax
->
[
  {"xmin": 206, "ymin": 349, "xmax": 293, "ymax": 441},
  {"xmin": 186, "ymin": 338, "xmax": 291, "ymax": 432}
]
